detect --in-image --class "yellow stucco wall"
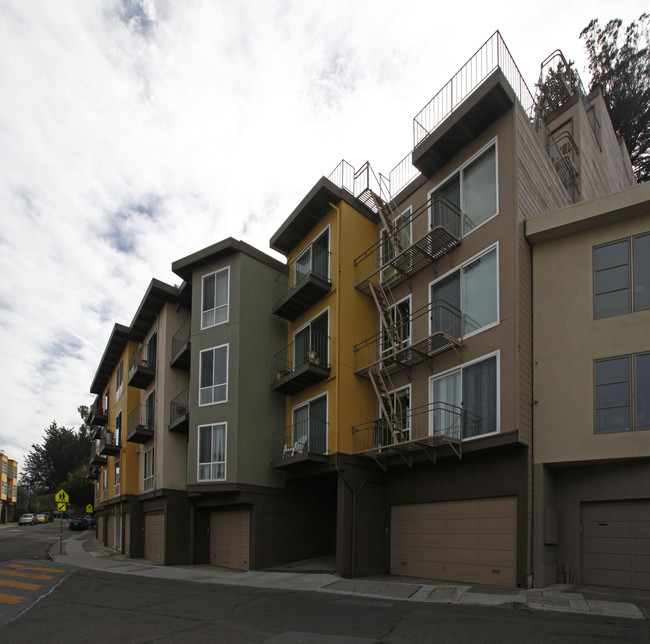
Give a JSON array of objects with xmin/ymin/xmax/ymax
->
[{"xmin": 283, "ymin": 200, "xmax": 378, "ymax": 455}]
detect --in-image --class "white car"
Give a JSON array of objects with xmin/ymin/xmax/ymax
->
[{"xmin": 18, "ymin": 513, "xmax": 37, "ymax": 525}]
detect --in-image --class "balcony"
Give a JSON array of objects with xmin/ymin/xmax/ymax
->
[
  {"xmin": 128, "ymin": 343, "xmax": 156, "ymax": 389},
  {"xmin": 87, "ymin": 398, "xmax": 108, "ymax": 426},
  {"xmin": 88, "ymin": 425, "xmax": 102, "ymax": 440},
  {"xmin": 354, "ymin": 300, "xmax": 462, "ymax": 374},
  {"xmin": 98, "ymin": 430, "xmax": 120, "ymax": 456},
  {"xmin": 86, "ymin": 464, "xmax": 100, "ymax": 480},
  {"xmin": 169, "ymin": 387, "xmax": 189, "ymax": 433},
  {"xmin": 273, "ymin": 245, "xmax": 331, "ymax": 321},
  {"xmin": 272, "ymin": 333, "xmax": 331, "ymax": 395},
  {"xmin": 170, "ymin": 319, "xmax": 191, "ymax": 371},
  {"xmin": 127, "ymin": 405, "xmax": 154, "ymax": 444},
  {"xmin": 271, "ymin": 419, "xmax": 329, "ymax": 469},
  {"xmin": 354, "ymin": 194, "xmax": 461, "ymax": 294},
  {"xmin": 89, "ymin": 440, "xmax": 107, "ymax": 466},
  {"xmin": 351, "ymin": 402, "xmax": 472, "ymax": 469}
]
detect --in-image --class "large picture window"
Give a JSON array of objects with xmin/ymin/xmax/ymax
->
[
  {"xmin": 431, "ymin": 246, "xmax": 497, "ymax": 337},
  {"xmin": 595, "ymin": 353, "xmax": 650, "ymax": 433},
  {"xmin": 198, "ymin": 423, "xmax": 226, "ymax": 481},
  {"xmin": 594, "ymin": 233, "xmax": 650, "ymax": 318},
  {"xmin": 144, "ymin": 447, "xmax": 155, "ymax": 491},
  {"xmin": 294, "ymin": 312, "xmax": 328, "ymax": 367},
  {"xmin": 199, "ymin": 345, "xmax": 228, "ymax": 405},
  {"xmin": 116, "ymin": 360, "xmax": 124, "ymax": 401},
  {"xmin": 202, "ymin": 267, "xmax": 229, "ymax": 329},
  {"xmin": 432, "ymin": 144, "xmax": 497, "ymax": 236},
  {"xmin": 294, "ymin": 229, "xmax": 330, "ymax": 285},
  {"xmin": 292, "ymin": 395, "xmax": 328, "ymax": 454},
  {"xmin": 430, "ymin": 354, "xmax": 498, "ymax": 439}
]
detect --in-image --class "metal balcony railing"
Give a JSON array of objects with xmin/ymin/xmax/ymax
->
[
  {"xmin": 353, "ymin": 300, "xmax": 462, "ymax": 373},
  {"xmin": 272, "ymin": 418, "xmax": 329, "ymax": 461},
  {"xmin": 351, "ymin": 401, "xmax": 479, "ymax": 456},
  {"xmin": 413, "ymin": 31, "xmax": 535, "ymax": 146},
  {"xmin": 273, "ymin": 332, "xmax": 330, "ymax": 378},
  {"xmin": 171, "ymin": 318, "xmax": 190, "ymax": 363},
  {"xmin": 170, "ymin": 387, "xmax": 189, "ymax": 425},
  {"xmin": 87, "ymin": 397, "xmax": 108, "ymax": 426},
  {"xmin": 99, "ymin": 429, "xmax": 120, "ymax": 455},
  {"xmin": 354, "ymin": 194, "xmax": 462, "ymax": 292}
]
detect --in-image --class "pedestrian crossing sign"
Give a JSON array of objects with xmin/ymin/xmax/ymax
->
[{"xmin": 55, "ymin": 489, "xmax": 69, "ymax": 503}]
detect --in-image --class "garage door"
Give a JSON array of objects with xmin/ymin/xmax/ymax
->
[
  {"xmin": 144, "ymin": 513, "xmax": 165, "ymax": 564},
  {"xmin": 391, "ymin": 497, "xmax": 517, "ymax": 586},
  {"xmin": 210, "ymin": 509, "xmax": 250, "ymax": 570},
  {"xmin": 124, "ymin": 512, "xmax": 131, "ymax": 557},
  {"xmin": 97, "ymin": 516, "xmax": 104, "ymax": 544},
  {"xmin": 582, "ymin": 500, "xmax": 650, "ymax": 590},
  {"xmin": 106, "ymin": 515, "xmax": 115, "ymax": 550}
]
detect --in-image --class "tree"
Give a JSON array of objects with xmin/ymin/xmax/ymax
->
[
  {"xmin": 63, "ymin": 466, "xmax": 94, "ymax": 509},
  {"xmin": 21, "ymin": 410, "xmax": 91, "ymax": 491},
  {"xmin": 581, "ymin": 14, "xmax": 650, "ymax": 181}
]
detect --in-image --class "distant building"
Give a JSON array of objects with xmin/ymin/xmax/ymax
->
[{"xmin": 0, "ymin": 452, "xmax": 18, "ymax": 523}]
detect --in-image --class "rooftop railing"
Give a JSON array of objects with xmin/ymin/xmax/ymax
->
[{"xmin": 413, "ymin": 31, "xmax": 535, "ymax": 147}]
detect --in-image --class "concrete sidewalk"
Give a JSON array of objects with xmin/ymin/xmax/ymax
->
[{"xmin": 47, "ymin": 531, "xmax": 648, "ymax": 621}]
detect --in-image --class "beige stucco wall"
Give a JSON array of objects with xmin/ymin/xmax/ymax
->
[{"xmin": 531, "ymin": 187, "xmax": 650, "ymax": 464}]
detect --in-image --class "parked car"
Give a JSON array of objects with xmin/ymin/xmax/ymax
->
[
  {"xmin": 83, "ymin": 515, "xmax": 96, "ymax": 528},
  {"xmin": 18, "ymin": 513, "xmax": 37, "ymax": 525},
  {"xmin": 36, "ymin": 513, "xmax": 48, "ymax": 524},
  {"xmin": 68, "ymin": 517, "xmax": 89, "ymax": 531}
]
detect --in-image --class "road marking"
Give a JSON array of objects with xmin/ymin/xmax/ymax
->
[
  {"xmin": 0, "ymin": 579, "xmax": 41, "ymax": 591},
  {"xmin": 10, "ymin": 564, "xmax": 65, "ymax": 573},
  {"xmin": 0, "ymin": 570, "xmax": 54, "ymax": 580},
  {"xmin": 0, "ymin": 592, "xmax": 24, "ymax": 605}
]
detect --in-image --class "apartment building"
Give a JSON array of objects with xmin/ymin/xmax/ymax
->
[
  {"xmin": 0, "ymin": 452, "xmax": 18, "ymax": 523},
  {"xmin": 528, "ymin": 182, "xmax": 650, "ymax": 590},
  {"xmin": 172, "ymin": 239, "xmax": 302, "ymax": 570},
  {"xmin": 87, "ymin": 279, "xmax": 190, "ymax": 561},
  {"xmin": 268, "ymin": 32, "xmax": 635, "ymax": 587}
]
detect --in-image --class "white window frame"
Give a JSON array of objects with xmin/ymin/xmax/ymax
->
[
  {"xmin": 293, "ymin": 225, "xmax": 331, "ymax": 286},
  {"xmin": 429, "ymin": 243, "xmax": 499, "ymax": 340},
  {"xmin": 143, "ymin": 447, "xmax": 155, "ymax": 491},
  {"xmin": 114, "ymin": 460, "xmax": 120, "ymax": 496},
  {"xmin": 293, "ymin": 307, "xmax": 330, "ymax": 367},
  {"xmin": 199, "ymin": 344, "xmax": 229, "ymax": 406},
  {"xmin": 291, "ymin": 391, "xmax": 329, "ymax": 454},
  {"xmin": 428, "ymin": 138, "xmax": 499, "ymax": 238},
  {"xmin": 116, "ymin": 360, "xmax": 124, "ymax": 401},
  {"xmin": 201, "ymin": 266, "xmax": 230, "ymax": 330},
  {"xmin": 429, "ymin": 351, "xmax": 500, "ymax": 441},
  {"xmin": 380, "ymin": 206, "xmax": 412, "ymax": 281},
  {"xmin": 102, "ymin": 469, "xmax": 107, "ymax": 501},
  {"xmin": 115, "ymin": 411, "xmax": 122, "ymax": 445},
  {"xmin": 197, "ymin": 423, "xmax": 227, "ymax": 481}
]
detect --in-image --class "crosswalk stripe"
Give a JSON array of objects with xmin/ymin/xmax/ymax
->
[
  {"xmin": 0, "ymin": 592, "xmax": 24, "ymax": 605},
  {"xmin": 0, "ymin": 579, "xmax": 41, "ymax": 591},
  {"xmin": 0, "ymin": 570, "xmax": 54, "ymax": 580},
  {"xmin": 9, "ymin": 564, "xmax": 65, "ymax": 573}
]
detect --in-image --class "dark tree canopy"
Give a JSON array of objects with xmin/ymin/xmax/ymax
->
[
  {"xmin": 581, "ymin": 14, "xmax": 650, "ymax": 181},
  {"xmin": 21, "ymin": 410, "xmax": 91, "ymax": 491}
]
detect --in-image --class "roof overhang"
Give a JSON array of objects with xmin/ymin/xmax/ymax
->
[{"xmin": 89, "ymin": 323, "xmax": 133, "ymax": 395}]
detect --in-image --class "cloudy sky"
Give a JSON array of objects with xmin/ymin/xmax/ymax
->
[{"xmin": 0, "ymin": 0, "xmax": 646, "ymax": 470}]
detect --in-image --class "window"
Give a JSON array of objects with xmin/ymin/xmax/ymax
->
[
  {"xmin": 430, "ymin": 354, "xmax": 498, "ymax": 439},
  {"xmin": 198, "ymin": 423, "xmax": 226, "ymax": 481},
  {"xmin": 431, "ymin": 246, "xmax": 497, "ymax": 337},
  {"xmin": 381, "ymin": 296, "xmax": 410, "ymax": 357},
  {"xmin": 594, "ymin": 233, "xmax": 650, "ymax": 318},
  {"xmin": 292, "ymin": 395, "xmax": 327, "ymax": 454},
  {"xmin": 116, "ymin": 360, "xmax": 124, "ymax": 400},
  {"xmin": 381, "ymin": 207, "xmax": 412, "ymax": 281},
  {"xmin": 376, "ymin": 386, "xmax": 411, "ymax": 445},
  {"xmin": 115, "ymin": 411, "xmax": 122, "ymax": 445},
  {"xmin": 146, "ymin": 390, "xmax": 155, "ymax": 431},
  {"xmin": 433, "ymin": 144, "xmax": 497, "ymax": 236},
  {"xmin": 114, "ymin": 460, "xmax": 120, "ymax": 496},
  {"xmin": 202, "ymin": 267, "xmax": 229, "ymax": 329},
  {"xmin": 143, "ymin": 447, "xmax": 155, "ymax": 491},
  {"xmin": 595, "ymin": 353, "xmax": 650, "ymax": 433},
  {"xmin": 147, "ymin": 332, "xmax": 157, "ymax": 369},
  {"xmin": 103, "ymin": 390, "xmax": 109, "ymax": 413},
  {"xmin": 102, "ymin": 469, "xmax": 107, "ymax": 501},
  {"xmin": 199, "ymin": 345, "xmax": 228, "ymax": 405},
  {"xmin": 294, "ymin": 312, "xmax": 328, "ymax": 367},
  {"xmin": 294, "ymin": 229, "xmax": 330, "ymax": 285}
]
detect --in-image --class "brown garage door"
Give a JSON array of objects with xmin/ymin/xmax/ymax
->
[
  {"xmin": 97, "ymin": 516, "xmax": 104, "ymax": 545},
  {"xmin": 210, "ymin": 509, "xmax": 250, "ymax": 570},
  {"xmin": 124, "ymin": 512, "xmax": 131, "ymax": 557},
  {"xmin": 144, "ymin": 513, "xmax": 165, "ymax": 564},
  {"xmin": 582, "ymin": 500, "xmax": 650, "ymax": 590},
  {"xmin": 391, "ymin": 497, "xmax": 517, "ymax": 586},
  {"xmin": 107, "ymin": 515, "xmax": 115, "ymax": 550}
]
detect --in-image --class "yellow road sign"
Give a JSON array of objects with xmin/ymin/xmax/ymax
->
[
  {"xmin": 86, "ymin": 504, "xmax": 93, "ymax": 514},
  {"xmin": 55, "ymin": 490, "xmax": 69, "ymax": 503},
  {"xmin": 57, "ymin": 502, "xmax": 67, "ymax": 512}
]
